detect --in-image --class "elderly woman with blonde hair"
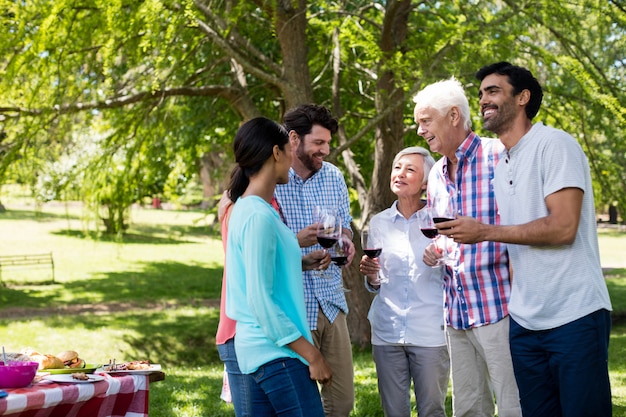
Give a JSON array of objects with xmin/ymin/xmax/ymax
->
[{"xmin": 360, "ymin": 146, "xmax": 449, "ymax": 417}]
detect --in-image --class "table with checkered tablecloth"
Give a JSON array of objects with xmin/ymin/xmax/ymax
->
[{"xmin": 0, "ymin": 372, "xmax": 160, "ymax": 417}]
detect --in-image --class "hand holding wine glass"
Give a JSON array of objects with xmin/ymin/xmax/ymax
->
[
  {"xmin": 432, "ymin": 193, "xmax": 457, "ymax": 228},
  {"xmin": 316, "ymin": 208, "xmax": 341, "ymax": 278},
  {"xmin": 418, "ymin": 207, "xmax": 444, "ymax": 268},
  {"xmin": 361, "ymin": 225, "xmax": 386, "ymax": 284},
  {"xmin": 330, "ymin": 235, "xmax": 349, "ymax": 267},
  {"xmin": 430, "ymin": 194, "xmax": 460, "ymax": 266},
  {"xmin": 329, "ymin": 235, "xmax": 352, "ymax": 292},
  {"xmin": 362, "ymin": 228, "xmax": 382, "ymax": 259}
]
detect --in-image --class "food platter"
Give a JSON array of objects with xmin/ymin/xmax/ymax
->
[
  {"xmin": 43, "ymin": 374, "xmax": 104, "ymax": 384},
  {"xmin": 41, "ymin": 364, "xmax": 100, "ymax": 375},
  {"xmin": 100, "ymin": 364, "xmax": 161, "ymax": 375}
]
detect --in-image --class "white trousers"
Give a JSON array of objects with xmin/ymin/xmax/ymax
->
[{"xmin": 446, "ymin": 316, "xmax": 522, "ymax": 417}]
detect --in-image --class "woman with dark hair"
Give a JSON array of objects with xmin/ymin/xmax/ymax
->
[{"xmin": 225, "ymin": 117, "xmax": 331, "ymax": 416}]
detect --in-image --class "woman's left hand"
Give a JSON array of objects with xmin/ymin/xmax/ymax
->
[
  {"xmin": 302, "ymin": 249, "xmax": 331, "ymax": 271},
  {"xmin": 342, "ymin": 238, "xmax": 356, "ymax": 266}
]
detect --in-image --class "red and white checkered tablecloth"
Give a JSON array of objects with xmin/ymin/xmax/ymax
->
[{"xmin": 0, "ymin": 373, "xmax": 150, "ymax": 417}]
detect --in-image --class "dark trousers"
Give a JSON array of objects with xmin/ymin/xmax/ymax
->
[{"xmin": 510, "ymin": 309, "xmax": 612, "ymax": 417}]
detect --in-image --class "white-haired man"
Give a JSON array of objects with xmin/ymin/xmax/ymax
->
[{"xmin": 414, "ymin": 77, "xmax": 522, "ymax": 417}]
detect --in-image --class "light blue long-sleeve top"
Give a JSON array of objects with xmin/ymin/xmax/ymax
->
[{"xmin": 225, "ymin": 195, "xmax": 312, "ymax": 374}]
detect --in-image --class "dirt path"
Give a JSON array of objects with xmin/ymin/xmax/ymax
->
[{"xmin": 0, "ymin": 299, "xmax": 221, "ymax": 319}]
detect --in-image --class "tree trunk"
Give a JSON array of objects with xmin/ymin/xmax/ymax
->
[
  {"xmin": 274, "ymin": 0, "xmax": 313, "ymax": 107},
  {"xmin": 199, "ymin": 151, "xmax": 231, "ymax": 211},
  {"xmin": 343, "ymin": 226, "xmax": 376, "ymax": 348},
  {"xmin": 344, "ymin": 0, "xmax": 414, "ymax": 347}
]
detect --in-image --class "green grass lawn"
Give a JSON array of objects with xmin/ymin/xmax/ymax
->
[{"xmin": 0, "ymin": 199, "xmax": 625, "ymax": 416}]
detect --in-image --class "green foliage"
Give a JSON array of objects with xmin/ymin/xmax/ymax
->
[{"xmin": 0, "ymin": 0, "xmax": 625, "ymax": 219}]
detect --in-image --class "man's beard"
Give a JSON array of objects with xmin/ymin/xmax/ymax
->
[
  {"xmin": 297, "ymin": 144, "xmax": 323, "ymax": 173},
  {"xmin": 483, "ymin": 99, "xmax": 516, "ymax": 135}
]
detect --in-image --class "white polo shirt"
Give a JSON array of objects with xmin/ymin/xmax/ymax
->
[{"xmin": 494, "ymin": 122, "xmax": 612, "ymax": 331}]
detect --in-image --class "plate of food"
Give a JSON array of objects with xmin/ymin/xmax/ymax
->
[
  {"xmin": 101, "ymin": 360, "xmax": 161, "ymax": 375},
  {"xmin": 43, "ymin": 373, "xmax": 104, "ymax": 384},
  {"xmin": 43, "ymin": 364, "xmax": 101, "ymax": 374}
]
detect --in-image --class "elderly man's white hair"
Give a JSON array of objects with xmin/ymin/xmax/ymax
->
[{"xmin": 412, "ymin": 77, "xmax": 472, "ymax": 131}]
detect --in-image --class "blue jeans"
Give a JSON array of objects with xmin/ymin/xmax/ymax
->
[
  {"xmin": 251, "ymin": 357, "xmax": 325, "ymax": 417},
  {"xmin": 510, "ymin": 309, "xmax": 612, "ymax": 417},
  {"xmin": 217, "ymin": 338, "xmax": 267, "ymax": 417}
]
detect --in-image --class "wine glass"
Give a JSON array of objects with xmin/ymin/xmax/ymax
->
[
  {"xmin": 330, "ymin": 236, "xmax": 349, "ymax": 267},
  {"xmin": 361, "ymin": 226, "xmax": 386, "ymax": 284},
  {"xmin": 430, "ymin": 194, "xmax": 460, "ymax": 266},
  {"xmin": 418, "ymin": 207, "xmax": 444, "ymax": 268},
  {"xmin": 329, "ymin": 235, "xmax": 351, "ymax": 292},
  {"xmin": 431, "ymin": 193, "xmax": 457, "ymax": 226},
  {"xmin": 316, "ymin": 208, "xmax": 341, "ymax": 278},
  {"xmin": 312, "ymin": 205, "xmax": 324, "ymax": 225},
  {"xmin": 362, "ymin": 227, "xmax": 382, "ymax": 259}
]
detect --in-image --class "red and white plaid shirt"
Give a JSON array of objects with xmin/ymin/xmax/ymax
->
[{"xmin": 428, "ymin": 132, "xmax": 511, "ymax": 330}]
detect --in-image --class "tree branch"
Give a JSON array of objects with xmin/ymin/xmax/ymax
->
[
  {"xmin": 192, "ymin": 1, "xmax": 283, "ymax": 82},
  {"xmin": 0, "ymin": 86, "xmax": 247, "ymax": 118}
]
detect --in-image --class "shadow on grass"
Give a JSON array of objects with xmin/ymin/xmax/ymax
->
[
  {"xmin": 0, "ymin": 261, "xmax": 224, "ymax": 310},
  {"xmin": 51, "ymin": 229, "xmax": 204, "ymax": 245},
  {"xmin": 605, "ymin": 270, "xmax": 626, "ymax": 323},
  {"xmin": 598, "ymin": 229, "xmax": 626, "ymax": 238},
  {"xmin": 0, "ymin": 209, "xmax": 81, "ymax": 222},
  {"xmin": 39, "ymin": 307, "xmax": 222, "ymax": 365},
  {"xmin": 132, "ymin": 222, "xmax": 219, "ymax": 240},
  {"xmin": 611, "ymin": 323, "xmax": 626, "ymax": 416},
  {"xmin": 149, "ymin": 373, "xmax": 235, "ymax": 417},
  {"xmin": 2, "ymin": 206, "xmax": 220, "ymax": 242},
  {"xmin": 605, "ymin": 268, "xmax": 626, "ymax": 277}
]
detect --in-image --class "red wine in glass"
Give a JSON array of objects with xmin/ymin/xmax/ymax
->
[
  {"xmin": 362, "ymin": 228, "xmax": 382, "ymax": 259},
  {"xmin": 316, "ymin": 207, "xmax": 341, "ymax": 250},
  {"xmin": 318, "ymin": 236, "xmax": 338, "ymax": 249},
  {"xmin": 363, "ymin": 248, "xmax": 382, "ymax": 258},
  {"xmin": 420, "ymin": 228, "xmax": 439, "ymax": 239},
  {"xmin": 331, "ymin": 256, "xmax": 348, "ymax": 266}
]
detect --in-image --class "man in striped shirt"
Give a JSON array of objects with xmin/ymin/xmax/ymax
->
[
  {"xmin": 274, "ymin": 104, "xmax": 355, "ymax": 417},
  {"xmin": 414, "ymin": 78, "xmax": 522, "ymax": 417}
]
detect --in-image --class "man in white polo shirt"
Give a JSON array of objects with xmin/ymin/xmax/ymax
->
[{"xmin": 436, "ymin": 62, "xmax": 612, "ymax": 417}]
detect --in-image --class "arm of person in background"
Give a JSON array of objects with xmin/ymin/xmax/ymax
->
[
  {"xmin": 218, "ymin": 191, "xmax": 233, "ymax": 224},
  {"xmin": 287, "ymin": 337, "xmax": 333, "ymax": 385},
  {"xmin": 438, "ymin": 187, "xmax": 583, "ymax": 246}
]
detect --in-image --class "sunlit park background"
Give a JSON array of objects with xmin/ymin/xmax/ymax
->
[{"xmin": 0, "ymin": 1, "xmax": 625, "ymax": 416}]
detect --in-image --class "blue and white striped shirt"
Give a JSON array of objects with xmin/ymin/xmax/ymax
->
[{"xmin": 275, "ymin": 162, "xmax": 353, "ymax": 330}]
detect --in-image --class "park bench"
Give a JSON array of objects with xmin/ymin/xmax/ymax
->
[{"xmin": 0, "ymin": 252, "xmax": 55, "ymax": 283}]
